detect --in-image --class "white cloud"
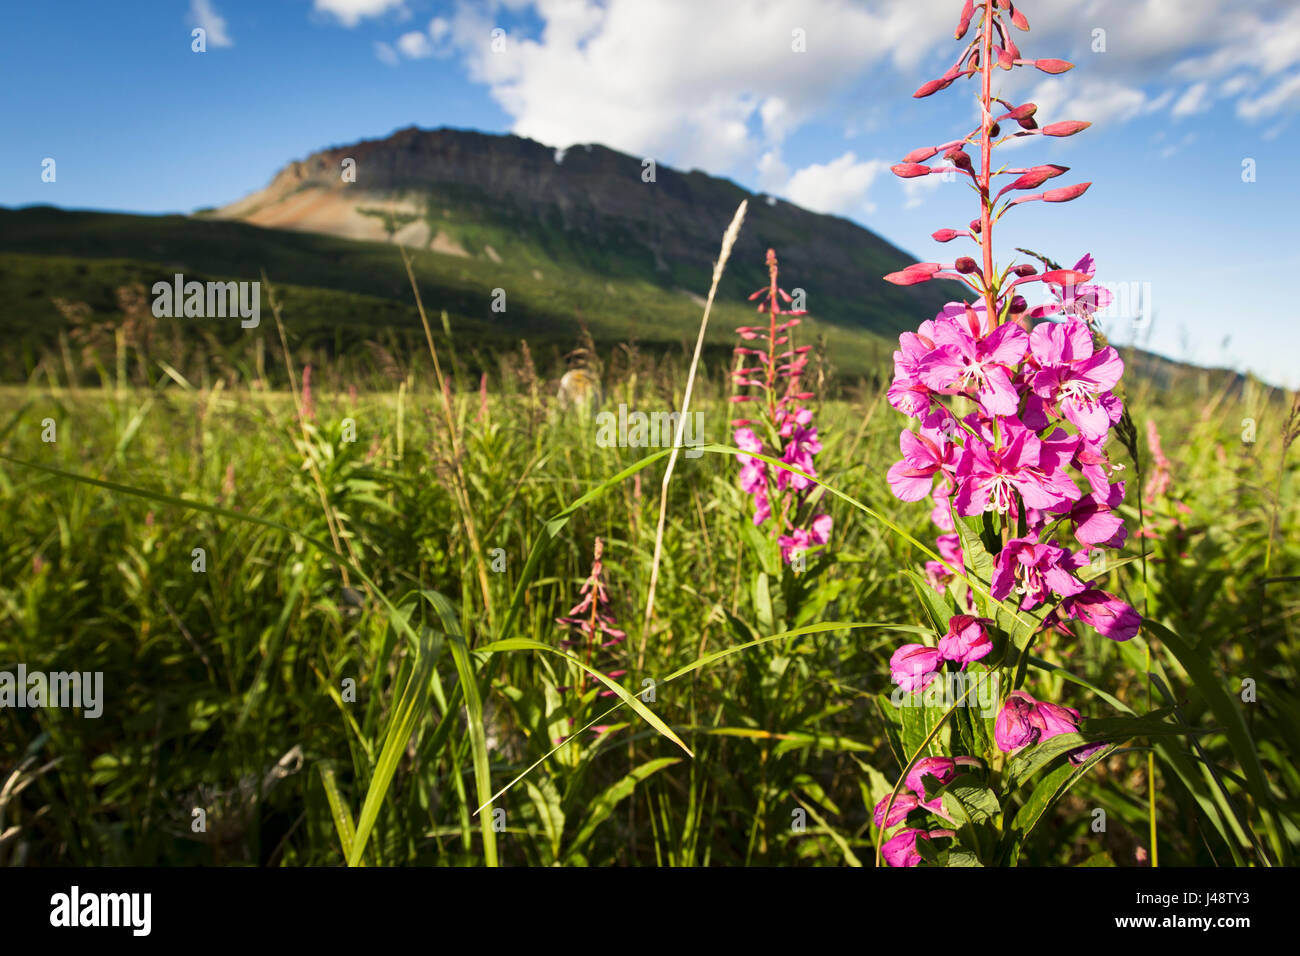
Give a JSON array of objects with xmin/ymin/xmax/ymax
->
[
  {"xmin": 397, "ymin": 31, "xmax": 433, "ymax": 58},
  {"xmin": 383, "ymin": 0, "xmax": 1300, "ymax": 192},
  {"xmin": 441, "ymin": 0, "xmax": 959, "ymax": 176},
  {"xmin": 190, "ymin": 0, "xmax": 232, "ymax": 48},
  {"xmin": 756, "ymin": 149, "xmax": 789, "ymax": 193},
  {"xmin": 1237, "ymin": 72, "xmax": 1300, "ymax": 121},
  {"xmin": 1171, "ymin": 82, "xmax": 1211, "ymax": 118},
  {"xmin": 374, "ymin": 41, "xmax": 400, "ymax": 66},
  {"xmin": 314, "ymin": 0, "xmax": 406, "ymax": 29},
  {"xmin": 782, "ymin": 153, "xmax": 889, "ymax": 217}
]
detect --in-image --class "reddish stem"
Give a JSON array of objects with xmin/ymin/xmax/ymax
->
[{"xmin": 979, "ymin": 0, "xmax": 998, "ymax": 327}]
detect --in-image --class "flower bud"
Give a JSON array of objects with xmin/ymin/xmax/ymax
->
[
  {"xmin": 889, "ymin": 643, "xmax": 942, "ymax": 691},
  {"xmin": 914, "ymin": 77, "xmax": 953, "ymax": 98},
  {"xmin": 945, "ymin": 148, "xmax": 973, "ymax": 171},
  {"xmin": 937, "ymin": 614, "xmax": 993, "ymax": 664},
  {"xmin": 903, "ymin": 145, "xmax": 941, "ymax": 164},
  {"xmin": 873, "ymin": 792, "xmax": 919, "ymax": 828},
  {"xmin": 892, "ymin": 162, "xmax": 932, "ymax": 178},
  {"xmin": 1034, "ymin": 58, "xmax": 1074, "ymax": 74},
  {"xmin": 954, "ymin": 0, "xmax": 974, "ymax": 39},
  {"xmin": 931, "ymin": 228, "xmax": 961, "ymax": 242},
  {"xmin": 995, "ymin": 691, "xmax": 1041, "ymax": 752},
  {"xmin": 1043, "ymin": 182, "xmax": 1092, "ymax": 202},
  {"xmin": 882, "ymin": 828, "xmax": 927, "ymax": 867},
  {"xmin": 1041, "ymin": 120, "xmax": 1091, "ymax": 137},
  {"xmin": 906, "ymin": 756, "xmax": 959, "ymax": 805}
]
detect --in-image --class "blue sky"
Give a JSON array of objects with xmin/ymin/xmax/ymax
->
[{"xmin": 3, "ymin": 0, "xmax": 1299, "ymax": 387}]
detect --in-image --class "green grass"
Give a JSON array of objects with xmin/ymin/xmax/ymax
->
[{"xmin": 0, "ymin": 335, "xmax": 1295, "ymax": 865}]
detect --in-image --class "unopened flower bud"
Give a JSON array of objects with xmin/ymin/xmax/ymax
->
[
  {"xmin": 1034, "ymin": 58, "xmax": 1074, "ymax": 74},
  {"xmin": 1041, "ymin": 120, "xmax": 1091, "ymax": 137}
]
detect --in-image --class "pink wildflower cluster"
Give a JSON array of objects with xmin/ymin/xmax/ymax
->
[
  {"xmin": 732, "ymin": 248, "xmax": 831, "ymax": 564},
  {"xmin": 873, "ymin": 755, "xmax": 981, "ymax": 866},
  {"xmin": 883, "ymin": 0, "xmax": 1139, "ymax": 646},
  {"xmin": 890, "ymin": 614, "xmax": 994, "ymax": 691},
  {"xmin": 555, "ymin": 537, "xmax": 627, "ymax": 701},
  {"xmin": 876, "ymin": 0, "xmax": 1140, "ymax": 865},
  {"xmin": 887, "ymin": 278, "xmax": 1138, "ymax": 642}
]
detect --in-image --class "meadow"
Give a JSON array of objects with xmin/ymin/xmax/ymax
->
[
  {"xmin": 0, "ymin": 315, "xmax": 1295, "ymax": 865},
  {"xmin": 2, "ymin": 0, "xmax": 1297, "ymax": 870}
]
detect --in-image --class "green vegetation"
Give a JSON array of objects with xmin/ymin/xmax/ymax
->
[{"xmin": 0, "ymin": 320, "xmax": 1294, "ymax": 864}]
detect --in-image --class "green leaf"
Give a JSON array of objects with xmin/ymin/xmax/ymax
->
[
  {"xmin": 478, "ymin": 637, "xmax": 694, "ymax": 757},
  {"xmin": 564, "ymin": 758, "xmax": 680, "ymax": 860},
  {"xmin": 317, "ymin": 763, "xmax": 358, "ymax": 864},
  {"xmin": 1003, "ymin": 745, "xmax": 1113, "ymax": 865},
  {"xmin": 523, "ymin": 777, "xmax": 565, "ymax": 864},
  {"xmin": 753, "ymin": 571, "xmax": 774, "ymax": 632},
  {"xmin": 904, "ymin": 568, "xmax": 954, "ymax": 634},
  {"xmin": 430, "ymin": 591, "xmax": 499, "ymax": 868}
]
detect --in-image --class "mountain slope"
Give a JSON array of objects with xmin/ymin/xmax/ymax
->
[{"xmin": 211, "ymin": 125, "xmax": 959, "ymax": 338}]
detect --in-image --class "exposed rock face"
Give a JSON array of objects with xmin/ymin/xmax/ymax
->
[{"xmin": 215, "ymin": 126, "xmax": 957, "ymax": 335}]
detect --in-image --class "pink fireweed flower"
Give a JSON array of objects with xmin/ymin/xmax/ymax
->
[
  {"xmin": 778, "ymin": 514, "xmax": 832, "ymax": 564},
  {"xmin": 905, "ymin": 756, "xmax": 960, "ymax": 811},
  {"xmin": 300, "ymin": 363, "xmax": 316, "ymax": 423},
  {"xmin": 731, "ymin": 249, "xmax": 830, "ymax": 563},
  {"xmin": 555, "ymin": 538, "xmax": 628, "ymax": 698},
  {"xmin": 954, "ymin": 421, "xmax": 1081, "ymax": 516},
  {"xmin": 937, "ymin": 614, "xmax": 994, "ymax": 665},
  {"xmin": 890, "ymin": 643, "xmax": 943, "ymax": 692},
  {"xmin": 887, "ymin": 422, "xmax": 958, "ymax": 502},
  {"xmin": 873, "ymin": 791, "xmax": 920, "ymax": 828},
  {"xmin": 920, "ymin": 315, "xmax": 1027, "ymax": 416},
  {"xmin": 889, "ymin": 320, "xmax": 939, "ymax": 419},
  {"xmin": 995, "ymin": 690, "xmax": 1104, "ymax": 764},
  {"xmin": 1060, "ymin": 588, "xmax": 1141, "ymax": 641},
  {"xmin": 1029, "ymin": 254, "xmax": 1113, "ymax": 322},
  {"xmin": 1054, "ymin": 480, "xmax": 1127, "ymax": 549},
  {"xmin": 776, "ymin": 415, "xmax": 822, "ymax": 492},
  {"xmin": 883, "ymin": 2, "xmax": 1129, "ymax": 842},
  {"xmin": 882, "ymin": 828, "xmax": 929, "ymax": 868},
  {"xmin": 990, "ymin": 531, "xmax": 1087, "ymax": 610},
  {"xmin": 994, "ymin": 690, "xmax": 1041, "ymax": 751},
  {"xmin": 1029, "ymin": 317, "xmax": 1124, "ymax": 441}
]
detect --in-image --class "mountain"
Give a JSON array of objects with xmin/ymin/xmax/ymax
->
[
  {"xmin": 209, "ymin": 125, "xmax": 957, "ymax": 338},
  {"xmin": 6, "ymin": 126, "xmax": 1248, "ymax": 395}
]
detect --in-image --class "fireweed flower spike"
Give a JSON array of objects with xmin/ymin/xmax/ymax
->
[
  {"xmin": 731, "ymin": 248, "xmax": 830, "ymax": 564},
  {"xmin": 555, "ymin": 538, "xmax": 627, "ymax": 702},
  {"xmin": 876, "ymin": 0, "xmax": 1141, "ymax": 862}
]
